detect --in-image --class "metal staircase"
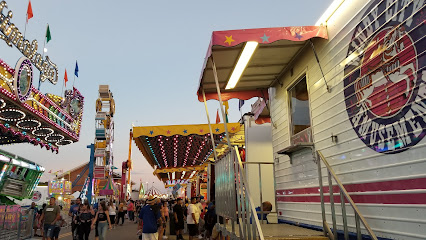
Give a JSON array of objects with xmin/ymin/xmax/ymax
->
[{"xmin": 316, "ymin": 151, "xmax": 378, "ymax": 240}]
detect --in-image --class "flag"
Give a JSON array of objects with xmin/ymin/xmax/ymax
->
[
  {"xmin": 64, "ymin": 69, "xmax": 68, "ymax": 87},
  {"xmin": 74, "ymin": 61, "xmax": 79, "ymax": 77},
  {"xmin": 223, "ymin": 101, "xmax": 229, "ymax": 123},
  {"xmin": 215, "ymin": 109, "xmax": 220, "ymax": 124},
  {"xmin": 46, "ymin": 24, "xmax": 51, "ymax": 43},
  {"xmin": 239, "ymin": 100, "xmax": 245, "ymax": 111},
  {"xmin": 26, "ymin": 0, "xmax": 33, "ymax": 22}
]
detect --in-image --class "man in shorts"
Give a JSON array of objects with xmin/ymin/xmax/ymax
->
[
  {"xmin": 139, "ymin": 196, "xmax": 161, "ymax": 240},
  {"xmin": 39, "ymin": 197, "xmax": 61, "ymax": 240},
  {"xmin": 187, "ymin": 197, "xmax": 200, "ymax": 240}
]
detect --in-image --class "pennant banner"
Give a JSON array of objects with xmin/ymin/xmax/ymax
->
[{"xmin": 26, "ymin": 0, "xmax": 33, "ymax": 22}]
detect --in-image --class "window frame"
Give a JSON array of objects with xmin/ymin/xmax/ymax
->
[{"xmin": 287, "ymin": 72, "xmax": 312, "ymax": 138}]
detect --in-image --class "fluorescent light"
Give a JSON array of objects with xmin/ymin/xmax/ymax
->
[
  {"xmin": 0, "ymin": 155, "xmax": 9, "ymax": 162},
  {"xmin": 181, "ymin": 171, "xmax": 186, "ymax": 179},
  {"xmin": 189, "ymin": 171, "xmax": 196, "ymax": 179},
  {"xmin": 172, "ymin": 172, "xmax": 175, "ymax": 180},
  {"xmin": 225, "ymin": 41, "xmax": 258, "ymax": 89},
  {"xmin": 315, "ymin": 0, "xmax": 345, "ymax": 26}
]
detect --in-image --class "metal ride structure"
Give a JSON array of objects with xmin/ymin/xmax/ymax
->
[
  {"xmin": 80, "ymin": 85, "xmax": 115, "ymax": 203},
  {"xmin": 0, "ymin": 1, "xmax": 85, "ymax": 203},
  {"xmin": 132, "ymin": 123, "xmax": 244, "ymax": 199},
  {"xmin": 0, "ymin": 149, "xmax": 44, "ymax": 202}
]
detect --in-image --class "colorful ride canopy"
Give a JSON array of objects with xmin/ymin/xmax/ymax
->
[
  {"xmin": 197, "ymin": 26, "xmax": 328, "ymax": 101},
  {"xmin": 133, "ymin": 123, "xmax": 244, "ymax": 182},
  {"xmin": 0, "ymin": 58, "xmax": 84, "ymax": 152}
]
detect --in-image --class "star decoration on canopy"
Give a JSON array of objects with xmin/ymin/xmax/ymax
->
[
  {"xmin": 183, "ymin": 129, "xmax": 188, "ymax": 134},
  {"xmin": 260, "ymin": 33, "xmax": 270, "ymax": 43},
  {"xmin": 215, "ymin": 128, "xmax": 220, "ymax": 132},
  {"xmin": 295, "ymin": 32, "xmax": 303, "ymax": 40},
  {"xmin": 167, "ymin": 130, "xmax": 171, "ymax": 134},
  {"xmin": 224, "ymin": 35, "xmax": 235, "ymax": 45},
  {"xmin": 149, "ymin": 130, "xmax": 154, "ymax": 135},
  {"xmin": 199, "ymin": 129, "xmax": 204, "ymax": 133}
]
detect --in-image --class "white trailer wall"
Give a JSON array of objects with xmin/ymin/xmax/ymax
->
[
  {"xmin": 243, "ymin": 115, "xmax": 276, "ymax": 223},
  {"xmin": 270, "ymin": 0, "xmax": 426, "ymax": 239}
]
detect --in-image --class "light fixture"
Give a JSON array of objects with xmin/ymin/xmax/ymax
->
[
  {"xmin": 172, "ymin": 172, "xmax": 175, "ymax": 180},
  {"xmin": 315, "ymin": 0, "xmax": 345, "ymax": 26},
  {"xmin": 225, "ymin": 41, "xmax": 258, "ymax": 90}
]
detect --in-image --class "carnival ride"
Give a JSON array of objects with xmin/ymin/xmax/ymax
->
[
  {"xmin": 0, "ymin": 1, "xmax": 85, "ymax": 202},
  {"xmin": 80, "ymin": 85, "xmax": 117, "ymax": 203},
  {"xmin": 132, "ymin": 123, "xmax": 244, "ymax": 197},
  {"xmin": 0, "ymin": 149, "xmax": 44, "ymax": 202}
]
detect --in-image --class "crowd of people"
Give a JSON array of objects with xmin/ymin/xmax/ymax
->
[
  {"xmin": 29, "ymin": 195, "xmax": 221, "ymax": 240},
  {"xmin": 138, "ymin": 196, "xmax": 219, "ymax": 240}
]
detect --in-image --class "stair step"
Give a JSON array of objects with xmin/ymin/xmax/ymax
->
[
  {"xmin": 266, "ymin": 238, "xmax": 328, "ymax": 240},
  {"xmin": 265, "ymin": 237, "xmax": 328, "ymax": 240}
]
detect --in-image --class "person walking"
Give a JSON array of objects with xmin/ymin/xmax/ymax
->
[
  {"xmin": 117, "ymin": 201, "xmax": 125, "ymax": 225},
  {"xmin": 75, "ymin": 203, "xmax": 94, "ymax": 240},
  {"xmin": 173, "ymin": 198, "xmax": 185, "ymax": 240},
  {"xmin": 158, "ymin": 200, "xmax": 168, "ymax": 240},
  {"xmin": 187, "ymin": 197, "xmax": 200, "ymax": 240},
  {"xmin": 52, "ymin": 205, "xmax": 65, "ymax": 240},
  {"xmin": 138, "ymin": 197, "xmax": 161, "ymax": 240},
  {"xmin": 69, "ymin": 197, "xmax": 81, "ymax": 240},
  {"xmin": 108, "ymin": 200, "xmax": 116, "ymax": 228},
  {"xmin": 92, "ymin": 201, "xmax": 112, "ymax": 240},
  {"xmin": 162, "ymin": 201, "xmax": 169, "ymax": 239},
  {"xmin": 29, "ymin": 202, "xmax": 39, "ymax": 238},
  {"xmin": 128, "ymin": 200, "xmax": 135, "ymax": 222},
  {"xmin": 39, "ymin": 197, "xmax": 61, "ymax": 240}
]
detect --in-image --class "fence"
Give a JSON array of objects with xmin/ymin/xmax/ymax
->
[
  {"xmin": 0, "ymin": 205, "xmax": 34, "ymax": 240},
  {"xmin": 215, "ymin": 146, "xmax": 265, "ymax": 240}
]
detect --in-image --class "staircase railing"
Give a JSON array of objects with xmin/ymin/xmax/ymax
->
[
  {"xmin": 316, "ymin": 150, "xmax": 378, "ymax": 240},
  {"xmin": 214, "ymin": 146, "xmax": 265, "ymax": 240}
]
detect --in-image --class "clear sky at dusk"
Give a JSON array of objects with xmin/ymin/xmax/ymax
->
[{"xmin": 0, "ymin": 0, "xmax": 333, "ymax": 192}]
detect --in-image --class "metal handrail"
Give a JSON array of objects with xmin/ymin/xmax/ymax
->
[
  {"xmin": 317, "ymin": 150, "xmax": 378, "ymax": 240},
  {"xmin": 234, "ymin": 146, "xmax": 265, "ymax": 240}
]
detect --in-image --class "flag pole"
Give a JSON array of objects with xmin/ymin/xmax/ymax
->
[
  {"xmin": 24, "ymin": 13, "xmax": 27, "ymax": 38},
  {"xmin": 61, "ymin": 76, "xmax": 64, "ymax": 97},
  {"xmin": 38, "ymin": 24, "xmax": 48, "ymax": 91},
  {"xmin": 72, "ymin": 74, "xmax": 76, "ymax": 88},
  {"xmin": 24, "ymin": 0, "xmax": 29, "ymax": 38}
]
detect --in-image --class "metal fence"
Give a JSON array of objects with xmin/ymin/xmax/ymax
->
[
  {"xmin": 215, "ymin": 146, "xmax": 265, "ymax": 240},
  {"xmin": 0, "ymin": 206, "xmax": 34, "ymax": 240}
]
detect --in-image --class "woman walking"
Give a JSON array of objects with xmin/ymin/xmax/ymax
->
[
  {"xmin": 75, "ymin": 204, "xmax": 94, "ymax": 240},
  {"xmin": 158, "ymin": 200, "xmax": 168, "ymax": 239},
  {"xmin": 92, "ymin": 201, "xmax": 112, "ymax": 240},
  {"xmin": 108, "ymin": 201, "xmax": 116, "ymax": 228},
  {"xmin": 117, "ymin": 201, "xmax": 125, "ymax": 225}
]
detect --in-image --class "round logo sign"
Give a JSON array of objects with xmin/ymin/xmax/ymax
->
[
  {"xmin": 343, "ymin": 1, "xmax": 426, "ymax": 154},
  {"xmin": 31, "ymin": 191, "xmax": 42, "ymax": 202},
  {"xmin": 13, "ymin": 57, "xmax": 33, "ymax": 102}
]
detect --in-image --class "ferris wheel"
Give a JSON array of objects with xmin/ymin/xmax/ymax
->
[{"xmin": 81, "ymin": 85, "xmax": 116, "ymax": 202}]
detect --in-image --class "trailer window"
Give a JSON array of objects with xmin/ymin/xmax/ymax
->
[{"xmin": 289, "ymin": 76, "xmax": 310, "ymax": 135}]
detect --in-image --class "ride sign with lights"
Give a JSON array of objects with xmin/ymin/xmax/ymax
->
[{"xmin": 0, "ymin": 1, "xmax": 58, "ymax": 84}]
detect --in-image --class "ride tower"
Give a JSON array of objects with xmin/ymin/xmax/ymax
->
[{"xmin": 81, "ymin": 85, "xmax": 115, "ymax": 203}]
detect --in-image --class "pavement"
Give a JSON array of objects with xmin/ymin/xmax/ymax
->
[{"xmin": 29, "ymin": 218, "xmax": 189, "ymax": 240}]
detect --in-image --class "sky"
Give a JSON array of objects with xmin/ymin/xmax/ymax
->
[{"xmin": 0, "ymin": 0, "xmax": 333, "ymax": 192}]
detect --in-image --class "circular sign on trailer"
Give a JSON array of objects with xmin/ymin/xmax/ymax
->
[
  {"xmin": 13, "ymin": 57, "xmax": 33, "ymax": 102},
  {"xmin": 343, "ymin": 0, "xmax": 426, "ymax": 154},
  {"xmin": 31, "ymin": 191, "xmax": 42, "ymax": 202}
]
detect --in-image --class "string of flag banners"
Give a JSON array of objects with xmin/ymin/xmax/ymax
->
[{"xmin": 25, "ymin": 0, "xmax": 80, "ymax": 92}]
